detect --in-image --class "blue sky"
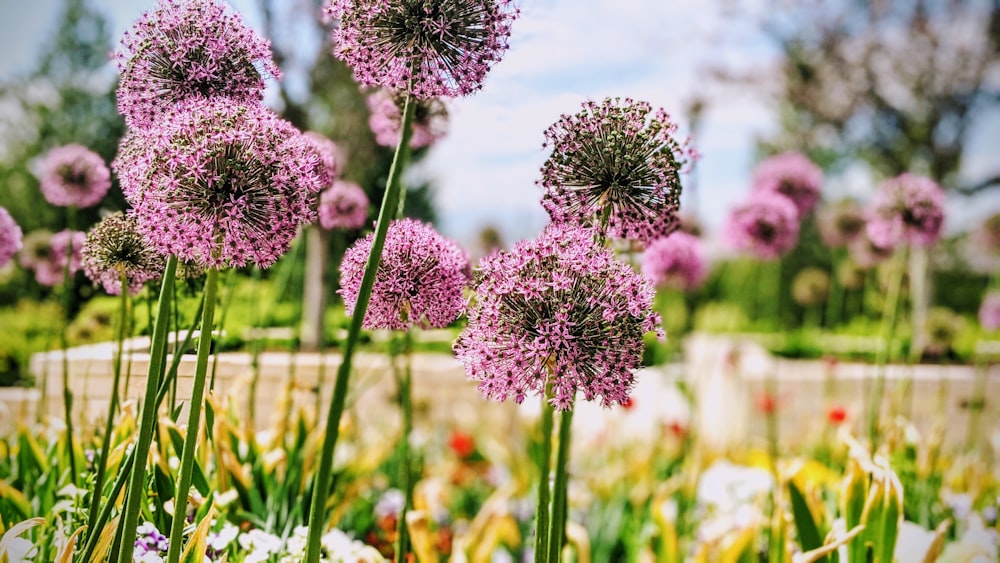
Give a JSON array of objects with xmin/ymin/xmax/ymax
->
[{"xmin": 1, "ymin": 0, "xmax": 997, "ymax": 250}]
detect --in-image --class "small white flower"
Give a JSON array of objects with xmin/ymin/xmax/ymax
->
[
  {"xmin": 207, "ymin": 521, "xmax": 239, "ymax": 551},
  {"xmin": 5, "ymin": 537, "xmax": 37, "ymax": 563}
]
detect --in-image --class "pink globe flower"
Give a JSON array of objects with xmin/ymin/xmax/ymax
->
[
  {"xmin": 82, "ymin": 212, "xmax": 165, "ymax": 296},
  {"xmin": 0, "ymin": 207, "xmax": 22, "ymax": 268},
  {"xmin": 115, "ymin": 98, "xmax": 324, "ymax": 270},
  {"xmin": 454, "ymin": 223, "xmax": 662, "ymax": 411},
  {"xmin": 318, "ymin": 180, "xmax": 369, "ymax": 231},
  {"xmin": 980, "ymin": 291, "xmax": 1000, "ymax": 332},
  {"xmin": 37, "ymin": 144, "xmax": 111, "ymax": 208},
  {"xmin": 752, "ymin": 152, "xmax": 823, "ymax": 218},
  {"xmin": 323, "ymin": 0, "xmax": 519, "ymax": 99},
  {"xmin": 866, "ymin": 173, "xmax": 945, "ymax": 249},
  {"xmin": 724, "ymin": 192, "xmax": 801, "ymax": 261},
  {"xmin": 27, "ymin": 230, "xmax": 84, "ymax": 287},
  {"xmin": 641, "ymin": 231, "xmax": 707, "ymax": 291},
  {"xmin": 366, "ymin": 89, "xmax": 449, "ymax": 148},
  {"xmin": 303, "ymin": 131, "xmax": 344, "ymax": 187},
  {"xmin": 116, "ymin": 0, "xmax": 280, "ymax": 128},
  {"xmin": 339, "ymin": 218, "xmax": 469, "ymax": 330},
  {"xmin": 540, "ymin": 98, "xmax": 694, "ymax": 245},
  {"xmin": 849, "ymin": 225, "xmax": 895, "ymax": 269},
  {"xmin": 817, "ymin": 198, "xmax": 866, "ymax": 248}
]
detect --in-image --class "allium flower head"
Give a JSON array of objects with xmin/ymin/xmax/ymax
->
[
  {"xmin": 724, "ymin": 192, "xmax": 801, "ymax": 261},
  {"xmin": 849, "ymin": 226, "xmax": 895, "ymax": 269},
  {"xmin": 37, "ymin": 144, "xmax": 111, "ymax": 208},
  {"xmin": 339, "ymin": 218, "xmax": 468, "ymax": 330},
  {"xmin": 0, "ymin": 207, "xmax": 23, "ymax": 268},
  {"xmin": 539, "ymin": 98, "xmax": 692, "ymax": 244},
  {"xmin": 791, "ymin": 267, "xmax": 830, "ymax": 307},
  {"xmin": 454, "ymin": 223, "xmax": 662, "ymax": 411},
  {"xmin": 22, "ymin": 230, "xmax": 85, "ymax": 286},
  {"xmin": 318, "ymin": 180, "xmax": 369, "ymax": 231},
  {"xmin": 303, "ymin": 131, "xmax": 344, "ymax": 186},
  {"xmin": 980, "ymin": 291, "xmax": 1000, "ymax": 332},
  {"xmin": 817, "ymin": 198, "xmax": 866, "ymax": 248},
  {"xmin": 751, "ymin": 152, "xmax": 823, "ymax": 218},
  {"xmin": 82, "ymin": 212, "xmax": 165, "ymax": 295},
  {"xmin": 641, "ymin": 231, "xmax": 707, "ymax": 291},
  {"xmin": 115, "ymin": 98, "xmax": 324, "ymax": 269},
  {"xmin": 323, "ymin": 0, "xmax": 519, "ymax": 99},
  {"xmin": 866, "ymin": 173, "xmax": 945, "ymax": 249},
  {"xmin": 367, "ymin": 89, "xmax": 449, "ymax": 148},
  {"xmin": 116, "ymin": 0, "xmax": 280, "ymax": 128}
]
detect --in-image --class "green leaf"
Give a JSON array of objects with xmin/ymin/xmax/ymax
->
[{"xmin": 789, "ymin": 480, "xmax": 825, "ymax": 559}]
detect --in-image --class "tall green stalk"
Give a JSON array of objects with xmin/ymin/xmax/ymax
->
[
  {"xmin": 303, "ymin": 93, "xmax": 415, "ymax": 563},
  {"xmin": 84, "ymin": 272, "xmax": 129, "ymax": 543},
  {"xmin": 59, "ymin": 208, "xmax": 78, "ymax": 484},
  {"xmin": 547, "ymin": 407, "xmax": 574, "ymax": 563},
  {"xmin": 534, "ymin": 385, "xmax": 555, "ymax": 563},
  {"xmin": 867, "ymin": 251, "xmax": 905, "ymax": 447},
  {"xmin": 116, "ymin": 255, "xmax": 178, "ymax": 562},
  {"xmin": 393, "ymin": 330, "xmax": 413, "ymax": 563},
  {"xmin": 166, "ymin": 267, "xmax": 220, "ymax": 563}
]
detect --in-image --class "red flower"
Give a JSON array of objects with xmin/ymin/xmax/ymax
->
[
  {"xmin": 448, "ymin": 430, "xmax": 476, "ymax": 459},
  {"xmin": 756, "ymin": 392, "xmax": 778, "ymax": 414},
  {"xmin": 621, "ymin": 396, "xmax": 635, "ymax": 410},
  {"xmin": 827, "ymin": 405, "xmax": 847, "ymax": 425}
]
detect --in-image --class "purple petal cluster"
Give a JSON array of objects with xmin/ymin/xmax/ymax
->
[
  {"xmin": 849, "ymin": 226, "xmax": 895, "ymax": 269},
  {"xmin": 866, "ymin": 173, "xmax": 945, "ymax": 249},
  {"xmin": 539, "ymin": 98, "xmax": 692, "ymax": 244},
  {"xmin": 641, "ymin": 231, "xmax": 707, "ymax": 291},
  {"xmin": 751, "ymin": 152, "xmax": 823, "ymax": 217},
  {"xmin": 20, "ymin": 230, "xmax": 85, "ymax": 287},
  {"xmin": 817, "ymin": 198, "xmax": 866, "ymax": 248},
  {"xmin": 115, "ymin": 0, "xmax": 279, "ymax": 128},
  {"xmin": 134, "ymin": 521, "xmax": 169, "ymax": 558},
  {"xmin": 0, "ymin": 207, "xmax": 22, "ymax": 268},
  {"xmin": 367, "ymin": 89, "xmax": 449, "ymax": 148},
  {"xmin": 724, "ymin": 192, "xmax": 800, "ymax": 261},
  {"xmin": 339, "ymin": 218, "xmax": 468, "ymax": 330},
  {"xmin": 980, "ymin": 291, "xmax": 1000, "ymax": 331},
  {"xmin": 37, "ymin": 144, "xmax": 111, "ymax": 208},
  {"xmin": 323, "ymin": 0, "xmax": 519, "ymax": 98},
  {"xmin": 454, "ymin": 223, "xmax": 662, "ymax": 411},
  {"xmin": 318, "ymin": 180, "xmax": 370, "ymax": 231},
  {"xmin": 115, "ymin": 98, "xmax": 324, "ymax": 270},
  {"xmin": 82, "ymin": 212, "xmax": 166, "ymax": 295},
  {"xmin": 303, "ymin": 131, "xmax": 344, "ymax": 187}
]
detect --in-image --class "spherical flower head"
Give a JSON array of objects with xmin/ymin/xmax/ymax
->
[
  {"xmin": 28, "ymin": 230, "xmax": 84, "ymax": 286},
  {"xmin": 791, "ymin": 267, "xmax": 830, "ymax": 307},
  {"xmin": 339, "ymin": 218, "xmax": 469, "ymax": 330},
  {"xmin": 817, "ymin": 198, "xmax": 866, "ymax": 248},
  {"xmin": 849, "ymin": 226, "xmax": 895, "ymax": 269},
  {"xmin": 323, "ymin": 0, "xmax": 519, "ymax": 98},
  {"xmin": 539, "ymin": 98, "xmax": 693, "ymax": 244},
  {"xmin": 303, "ymin": 131, "xmax": 344, "ymax": 186},
  {"xmin": 0, "ymin": 207, "xmax": 23, "ymax": 268},
  {"xmin": 82, "ymin": 212, "xmax": 166, "ymax": 295},
  {"xmin": 980, "ymin": 291, "xmax": 1000, "ymax": 332},
  {"xmin": 36, "ymin": 144, "xmax": 111, "ymax": 208},
  {"xmin": 318, "ymin": 179, "xmax": 369, "ymax": 231},
  {"xmin": 751, "ymin": 152, "xmax": 823, "ymax": 218},
  {"xmin": 925, "ymin": 306, "xmax": 963, "ymax": 356},
  {"xmin": 641, "ymin": 231, "xmax": 707, "ymax": 291},
  {"xmin": 724, "ymin": 192, "xmax": 801, "ymax": 261},
  {"xmin": 116, "ymin": 0, "xmax": 280, "ymax": 128},
  {"xmin": 866, "ymin": 173, "xmax": 945, "ymax": 249},
  {"xmin": 366, "ymin": 89, "xmax": 449, "ymax": 148},
  {"xmin": 454, "ymin": 223, "xmax": 662, "ymax": 411},
  {"xmin": 115, "ymin": 98, "xmax": 324, "ymax": 270}
]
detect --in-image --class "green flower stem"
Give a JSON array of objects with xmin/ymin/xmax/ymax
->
[
  {"xmin": 116, "ymin": 255, "xmax": 178, "ymax": 563},
  {"xmin": 60, "ymin": 206, "xmax": 78, "ymax": 484},
  {"xmin": 210, "ymin": 269, "xmax": 236, "ymax": 391},
  {"xmin": 825, "ymin": 248, "xmax": 845, "ymax": 328},
  {"xmin": 394, "ymin": 330, "xmax": 413, "ymax": 563},
  {"xmin": 867, "ymin": 250, "xmax": 905, "ymax": 447},
  {"xmin": 304, "ymin": 92, "xmax": 416, "ymax": 563},
  {"xmin": 85, "ymin": 272, "xmax": 130, "ymax": 543},
  {"xmin": 166, "ymin": 266, "xmax": 220, "ymax": 563},
  {"xmin": 534, "ymin": 383, "xmax": 555, "ymax": 563},
  {"xmin": 771, "ymin": 259, "xmax": 782, "ymax": 330},
  {"xmin": 547, "ymin": 407, "xmax": 574, "ymax": 563}
]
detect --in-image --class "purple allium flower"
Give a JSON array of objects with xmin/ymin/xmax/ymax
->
[
  {"xmin": 318, "ymin": 180, "xmax": 369, "ymax": 231},
  {"xmin": 849, "ymin": 227, "xmax": 895, "ymax": 269},
  {"xmin": 724, "ymin": 192, "xmax": 801, "ymax": 261},
  {"xmin": 82, "ymin": 212, "xmax": 165, "ymax": 295},
  {"xmin": 539, "ymin": 98, "xmax": 692, "ymax": 244},
  {"xmin": 25, "ymin": 230, "xmax": 85, "ymax": 287},
  {"xmin": 980, "ymin": 291, "xmax": 1000, "ymax": 331},
  {"xmin": 454, "ymin": 223, "xmax": 662, "ymax": 411},
  {"xmin": 339, "ymin": 218, "xmax": 468, "ymax": 330},
  {"xmin": 641, "ymin": 231, "xmax": 707, "ymax": 291},
  {"xmin": 323, "ymin": 0, "xmax": 519, "ymax": 99},
  {"xmin": 866, "ymin": 173, "xmax": 946, "ymax": 249},
  {"xmin": 303, "ymin": 131, "xmax": 344, "ymax": 187},
  {"xmin": 0, "ymin": 207, "xmax": 23, "ymax": 268},
  {"xmin": 751, "ymin": 152, "xmax": 823, "ymax": 218},
  {"xmin": 115, "ymin": 0, "xmax": 280, "ymax": 128},
  {"xmin": 134, "ymin": 521, "xmax": 169, "ymax": 557},
  {"xmin": 817, "ymin": 198, "xmax": 866, "ymax": 248},
  {"xmin": 115, "ymin": 98, "xmax": 324, "ymax": 270},
  {"xmin": 37, "ymin": 144, "xmax": 111, "ymax": 208},
  {"xmin": 366, "ymin": 89, "xmax": 449, "ymax": 148}
]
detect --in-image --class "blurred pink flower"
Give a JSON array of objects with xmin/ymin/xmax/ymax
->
[
  {"xmin": 0, "ymin": 207, "xmax": 23, "ymax": 268},
  {"xmin": 641, "ymin": 231, "xmax": 707, "ymax": 291},
  {"xmin": 752, "ymin": 151, "xmax": 823, "ymax": 218},
  {"xmin": 724, "ymin": 192, "xmax": 800, "ymax": 261},
  {"xmin": 37, "ymin": 144, "xmax": 110, "ymax": 208}
]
